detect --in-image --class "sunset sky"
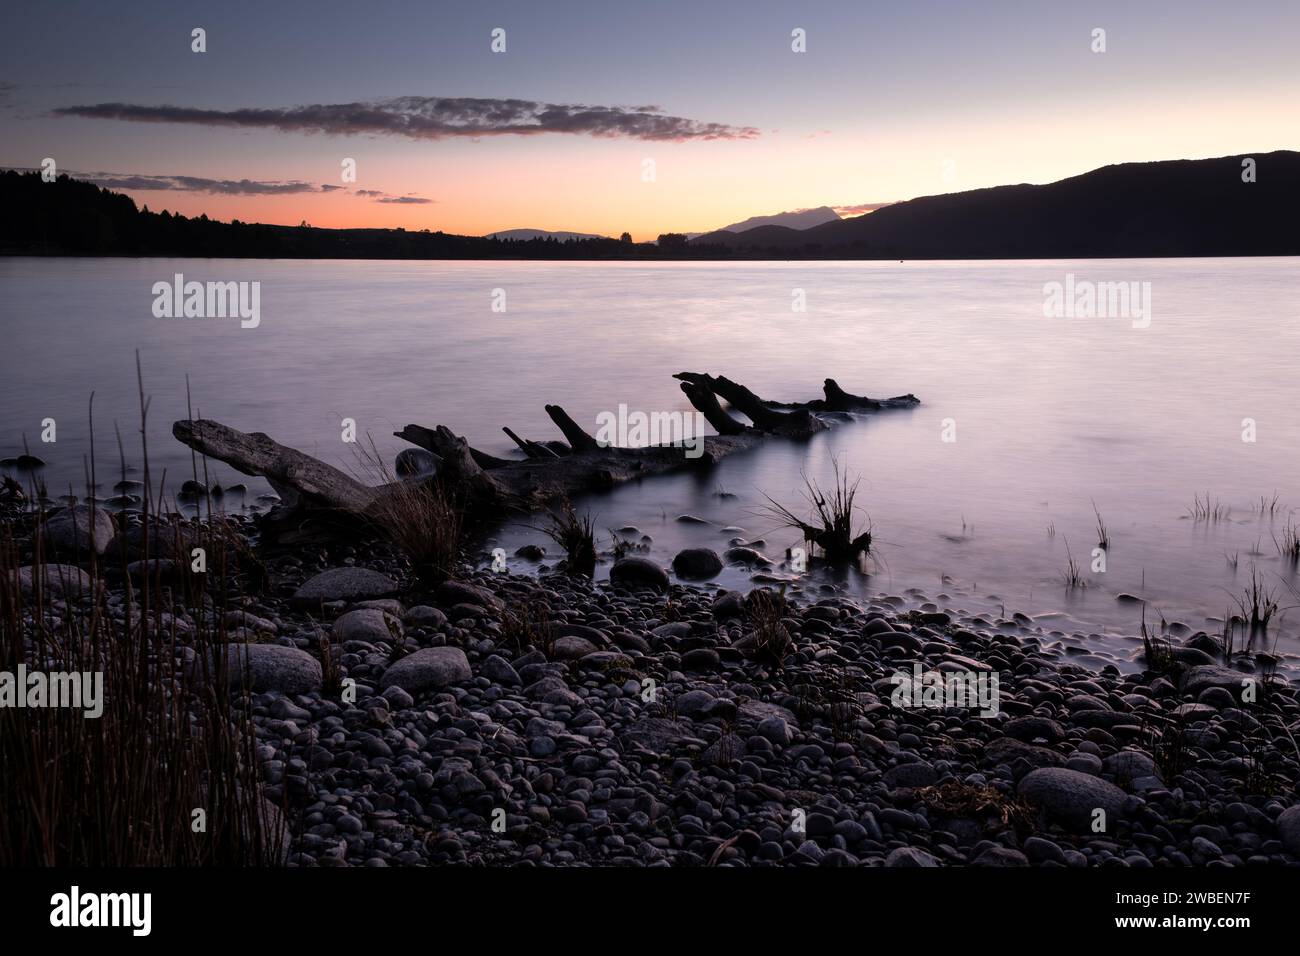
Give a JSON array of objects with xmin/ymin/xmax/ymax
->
[{"xmin": 2, "ymin": 0, "xmax": 1297, "ymax": 240}]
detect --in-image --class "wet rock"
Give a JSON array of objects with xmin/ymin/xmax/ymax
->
[
  {"xmin": 395, "ymin": 448, "xmax": 438, "ymax": 478},
  {"xmin": 1180, "ymin": 664, "xmax": 1251, "ymax": 700},
  {"xmin": 672, "ymin": 548, "xmax": 723, "ymax": 580},
  {"xmin": 609, "ymin": 557, "xmax": 670, "ymax": 592}
]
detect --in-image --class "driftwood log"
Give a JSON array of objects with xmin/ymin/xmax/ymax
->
[{"xmin": 171, "ymin": 372, "xmax": 919, "ymax": 525}]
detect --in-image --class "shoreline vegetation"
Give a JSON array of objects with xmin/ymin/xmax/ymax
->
[
  {"xmin": 3, "ymin": 150, "xmax": 1299, "ymax": 261},
  {"xmin": 3, "ymin": 369, "xmax": 1300, "ymax": 868}
]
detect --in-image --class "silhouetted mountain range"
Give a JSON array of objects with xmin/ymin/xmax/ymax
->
[
  {"xmin": 3, "ymin": 152, "xmax": 1297, "ymax": 260},
  {"xmin": 717, "ymin": 206, "xmax": 840, "ymax": 232},
  {"xmin": 691, "ymin": 152, "xmax": 1300, "ymax": 257}
]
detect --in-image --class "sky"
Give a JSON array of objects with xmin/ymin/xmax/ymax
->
[{"xmin": 2, "ymin": 0, "xmax": 1297, "ymax": 240}]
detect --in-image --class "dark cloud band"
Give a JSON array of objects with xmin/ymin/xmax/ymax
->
[
  {"xmin": 80, "ymin": 172, "xmax": 322, "ymax": 195},
  {"xmin": 53, "ymin": 96, "xmax": 759, "ymax": 142}
]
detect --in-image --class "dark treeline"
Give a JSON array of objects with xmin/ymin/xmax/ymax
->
[
  {"xmin": 0, "ymin": 171, "xmax": 732, "ymax": 260},
  {"xmin": 6, "ymin": 152, "xmax": 1299, "ymax": 261}
]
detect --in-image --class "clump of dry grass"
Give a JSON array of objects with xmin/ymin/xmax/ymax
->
[
  {"xmin": 760, "ymin": 460, "xmax": 872, "ymax": 567},
  {"xmin": 1274, "ymin": 519, "xmax": 1300, "ymax": 565},
  {"xmin": 353, "ymin": 436, "xmax": 462, "ymax": 585},
  {"xmin": 1139, "ymin": 601, "xmax": 1175, "ymax": 672},
  {"xmin": 540, "ymin": 499, "xmax": 595, "ymax": 575},
  {"xmin": 500, "ymin": 594, "xmax": 557, "ymax": 657},
  {"xmin": 1060, "ymin": 536, "xmax": 1088, "ymax": 589},
  {"xmin": 0, "ymin": 360, "xmax": 280, "ymax": 865},
  {"xmin": 1146, "ymin": 713, "xmax": 1193, "ymax": 781},
  {"xmin": 1092, "ymin": 499, "xmax": 1110, "ymax": 551},
  {"xmin": 1232, "ymin": 566, "xmax": 1280, "ymax": 644},
  {"xmin": 1187, "ymin": 493, "xmax": 1230, "ymax": 522},
  {"xmin": 735, "ymin": 587, "xmax": 793, "ymax": 669},
  {"xmin": 913, "ymin": 781, "xmax": 1036, "ymax": 832}
]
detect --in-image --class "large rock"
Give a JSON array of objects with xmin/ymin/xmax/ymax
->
[
  {"xmin": 379, "ymin": 646, "xmax": 472, "ymax": 693},
  {"xmin": 712, "ymin": 590, "xmax": 745, "ymax": 619},
  {"xmin": 985, "ymin": 738, "xmax": 1066, "ymax": 772},
  {"xmin": 104, "ymin": 522, "xmax": 215, "ymax": 562},
  {"xmin": 1018, "ymin": 767, "xmax": 1128, "ymax": 828},
  {"xmin": 292, "ymin": 567, "xmax": 397, "ymax": 608},
  {"xmin": 12, "ymin": 564, "xmax": 96, "ymax": 601},
  {"xmin": 1179, "ymin": 664, "xmax": 1252, "ymax": 700},
  {"xmin": 722, "ymin": 546, "xmax": 774, "ymax": 567},
  {"xmin": 609, "ymin": 556, "xmax": 670, "ymax": 592},
  {"xmin": 395, "ymin": 448, "xmax": 438, "ymax": 478},
  {"xmin": 885, "ymin": 846, "xmax": 939, "ymax": 867},
  {"xmin": 332, "ymin": 607, "xmax": 403, "ymax": 643},
  {"xmin": 224, "ymin": 644, "xmax": 322, "ymax": 695},
  {"xmin": 671, "ymin": 548, "xmax": 723, "ymax": 580},
  {"xmin": 1277, "ymin": 805, "xmax": 1300, "ymax": 856},
  {"xmin": 1103, "ymin": 750, "xmax": 1161, "ymax": 785},
  {"xmin": 621, "ymin": 717, "xmax": 694, "ymax": 752},
  {"xmin": 41, "ymin": 506, "xmax": 115, "ymax": 556},
  {"xmin": 435, "ymin": 579, "xmax": 502, "ymax": 611}
]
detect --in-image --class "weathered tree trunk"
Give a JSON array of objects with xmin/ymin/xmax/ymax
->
[
  {"xmin": 678, "ymin": 380, "xmax": 749, "ymax": 435},
  {"xmin": 171, "ymin": 419, "xmax": 377, "ymax": 511},
  {"xmin": 673, "ymin": 372, "xmax": 826, "ymax": 436},
  {"xmin": 544, "ymin": 404, "xmax": 603, "ymax": 453},
  {"xmin": 172, "ymin": 373, "xmax": 919, "ymax": 528}
]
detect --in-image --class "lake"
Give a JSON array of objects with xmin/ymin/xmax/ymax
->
[{"xmin": 2, "ymin": 256, "xmax": 1298, "ymax": 668}]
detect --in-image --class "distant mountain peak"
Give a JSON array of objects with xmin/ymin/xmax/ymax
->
[{"xmin": 718, "ymin": 206, "xmax": 840, "ymax": 233}]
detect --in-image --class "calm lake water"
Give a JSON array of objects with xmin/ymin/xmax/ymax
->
[{"xmin": 2, "ymin": 257, "xmax": 1298, "ymax": 666}]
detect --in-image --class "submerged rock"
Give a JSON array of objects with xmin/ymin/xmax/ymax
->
[{"xmin": 671, "ymin": 548, "xmax": 723, "ymax": 579}]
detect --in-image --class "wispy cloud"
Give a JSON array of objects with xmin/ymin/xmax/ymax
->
[
  {"xmin": 78, "ymin": 171, "xmax": 328, "ymax": 195},
  {"xmin": 57, "ymin": 170, "xmax": 434, "ymax": 203},
  {"xmin": 833, "ymin": 201, "xmax": 894, "ymax": 216},
  {"xmin": 53, "ymin": 96, "xmax": 760, "ymax": 142}
]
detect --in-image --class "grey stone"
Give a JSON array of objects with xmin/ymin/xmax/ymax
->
[
  {"xmin": 671, "ymin": 548, "xmax": 724, "ymax": 580},
  {"xmin": 41, "ymin": 506, "xmax": 115, "ymax": 556},
  {"xmin": 1276, "ymin": 805, "xmax": 1300, "ymax": 856},
  {"xmin": 224, "ymin": 644, "xmax": 322, "ymax": 695},
  {"xmin": 609, "ymin": 557, "xmax": 670, "ymax": 591},
  {"xmin": 332, "ymin": 608, "xmax": 403, "ymax": 644},
  {"xmin": 380, "ymin": 646, "xmax": 472, "ymax": 693},
  {"xmin": 12, "ymin": 564, "xmax": 96, "ymax": 600},
  {"xmin": 886, "ymin": 846, "xmax": 939, "ymax": 867},
  {"xmin": 1018, "ymin": 767, "xmax": 1128, "ymax": 828},
  {"xmin": 293, "ymin": 567, "xmax": 397, "ymax": 608}
]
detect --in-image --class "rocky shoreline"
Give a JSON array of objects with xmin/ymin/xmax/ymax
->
[{"xmin": 8, "ymin": 507, "xmax": 1300, "ymax": 867}]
